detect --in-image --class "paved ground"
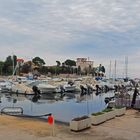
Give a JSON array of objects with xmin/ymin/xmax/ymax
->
[{"xmin": 0, "ymin": 109, "xmax": 140, "ymax": 140}]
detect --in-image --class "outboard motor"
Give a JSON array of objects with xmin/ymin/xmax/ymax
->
[
  {"xmin": 114, "ymin": 85, "xmax": 118, "ymax": 92},
  {"xmin": 32, "ymin": 86, "xmax": 41, "ymax": 102},
  {"xmin": 60, "ymin": 85, "xmax": 65, "ymax": 98},
  {"xmin": 95, "ymin": 85, "xmax": 102, "ymax": 95},
  {"xmin": 32, "ymin": 86, "xmax": 40, "ymax": 96},
  {"xmin": 80, "ymin": 85, "xmax": 87, "ymax": 96},
  {"xmin": 104, "ymin": 85, "xmax": 109, "ymax": 93},
  {"xmin": 104, "ymin": 96, "xmax": 115, "ymax": 104},
  {"xmin": 68, "ymin": 80, "xmax": 74, "ymax": 86},
  {"xmin": 104, "ymin": 97, "xmax": 110, "ymax": 104}
]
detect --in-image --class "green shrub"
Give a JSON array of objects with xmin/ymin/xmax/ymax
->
[
  {"xmin": 72, "ymin": 115, "xmax": 89, "ymax": 121},
  {"xmin": 102, "ymin": 108, "xmax": 113, "ymax": 112},
  {"xmin": 91, "ymin": 112, "xmax": 104, "ymax": 116}
]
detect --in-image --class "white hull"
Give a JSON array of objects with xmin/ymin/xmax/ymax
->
[
  {"xmin": 63, "ymin": 84, "xmax": 76, "ymax": 92},
  {"xmin": 38, "ymin": 84, "xmax": 60, "ymax": 93},
  {"xmin": 11, "ymin": 83, "xmax": 33, "ymax": 94}
]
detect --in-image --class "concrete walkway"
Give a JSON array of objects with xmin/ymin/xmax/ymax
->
[{"xmin": 0, "ymin": 109, "xmax": 139, "ymax": 140}]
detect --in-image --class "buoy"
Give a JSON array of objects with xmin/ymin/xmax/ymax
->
[
  {"xmin": 48, "ymin": 115, "xmax": 55, "ymax": 136},
  {"xmin": 48, "ymin": 115, "xmax": 54, "ymax": 125}
]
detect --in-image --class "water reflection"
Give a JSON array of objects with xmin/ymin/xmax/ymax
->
[
  {"xmin": 0, "ymin": 91, "xmax": 114, "ymax": 122},
  {"xmin": 32, "ymin": 95, "xmax": 40, "ymax": 102}
]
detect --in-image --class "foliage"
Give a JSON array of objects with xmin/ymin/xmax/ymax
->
[
  {"xmin": 2, "ymin": 55, "xmax": 17, "ymax": 75},
  {"xmin": 0, "ymin": 61, "xmax": 4, "ymax": 75},
  {"xmin": 21, "ymin": 62, "xmax": 32, "ymax": 73},
  {"xmin": 72, "ymin": 116, "xmax": 89, "ymax": 121},
  {"xmin": 0, "ymin": 56, "xmax": 97, "ymax": 76},
  {"xmin": 39, "ymin": 66, "xmax": 48, "ymax": 75},
  {"xmin": 102, "ymin": 108, "xmax": 113, "ymax": 112},
  {"xmin": 101, "ymin": 66, "xmax": 105, "ymax": 73},
  {"xmin": 56, "ymin": 61, "xmax": 61, "ymax": 66},
  {"xmin": 91, "ymin": 67, "xmax": 96, "ymax": 76},
  {"xmin": 77, "ymin": 66, "xmax": 81, "ymax": 75},
  {"xmin": 32, "ymin": 57, "xmax": 45, "ymax": 66},
  {"xmin": 91, "ymin": 112, "xmax": 104, "ymax": 116},
  {"xmin": 99, "ymin": 64, "xmax": 105, "ymax": 73},
  {"xmin": 64, "ymin": 59, "xmax": 76, "ymax": 67}
]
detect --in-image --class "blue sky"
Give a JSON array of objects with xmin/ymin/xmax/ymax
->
[{"xmin": 0, "ymin": 0, "xmax": 140, "ymax": 77}]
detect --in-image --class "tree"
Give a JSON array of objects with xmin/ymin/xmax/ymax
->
[
  {"xmin": 39, "ymin": 66, "xmax": 48, "ymax": 75},
  {"xmin": 88, "ymin": 65, "xmax": 92, "ymax": 74},
  {"xmin": 32, "ymin": 57, "xmax": 45, "ymax": 66},
  {"xmin": 99, "ymin": 64, "xmax": 102, "ymax": 72},
  {"xmin": 21, "ymin": 62, "xmax": 32, "ymax": 73},
  {"xmin": 4, "ymin": 56, "xmax": 13, "ymax": 66},
  {"xmin": 91, "ymin": 67, "xmax": 96, "ymax": 76},
  {"xmin": 98, "ymin": 64, "xmax": 105, "ymax": 73},
  {"xmin": 77, "ymin": 66, "xmax": 81, "ymax": 75},
  {"xmin": 64, "ymin": 59, "xmax": 76, "ymax": 67},
  {"xmin": 2, "ymin": 55, "xmax": 16, "ymax": 75},
  {"xmin": 56, "ymin": 61, "xmax": 61, "ymax": 67},
  {"xmin": 101, "ymin": 66, "xmax": 105, "ymax": 73},
  {"xmin": 0, "ymin": 61, "xmax": 4, "ymax": 75}
]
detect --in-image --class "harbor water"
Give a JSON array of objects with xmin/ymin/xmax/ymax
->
[{"xmin": 0, "ymin": 92, "xmax": 114, "ymax": 123}]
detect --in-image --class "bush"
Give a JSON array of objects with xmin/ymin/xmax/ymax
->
[
  {"xmin": 102, "ymin": 108, "xmax": 113, "ymax": 112},
  {"xmin": 91, "ymin": 112, "xmax": 104, "ymax": 116},
  {"xmin": 72, "ymin": 116, "xmax": 89, "ymax": 121}
]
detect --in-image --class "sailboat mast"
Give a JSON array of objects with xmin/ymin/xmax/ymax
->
[
  {"xmin": 12, "ymin": 55, "xmax": 14, "ymax": 76},
  {"xmin": 125, "ymin": 56, "xmax": 128, "ymax": 79},
  {"xmin": 114, "ymin": 60, "xmax": 117, "ymax": 80},
  {"xmin": 109, "ymin": 60, "xmax": 111, "ymax": 79}
]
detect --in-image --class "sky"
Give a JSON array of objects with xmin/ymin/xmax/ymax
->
[{"xmin": 0, "ymin": 0, "xmax": 140, "ymax": 78}]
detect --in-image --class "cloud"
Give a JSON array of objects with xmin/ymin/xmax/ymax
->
[{"xmin": 0, "ymin": 0, "xmax": 140, "ymax": 77}]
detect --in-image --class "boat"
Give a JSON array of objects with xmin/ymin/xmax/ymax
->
[
  {"xmin": 11, "ymin": 82, "xmax": 34, "ymax": 94},
  {"xmin": 16, "ymin": 76, "xmax": 28, "ymax": 83},
  {"xmin": 37, "ymin": 83, "xmax": 60, "ymax": 93},
  {"xmin": 0, "ymin": 79, "xmax": 12, "ymax": 92},
  {"xmin": 62, "ymin": 82, "xmax": 76, "ymax": 92},
  {"xmin": 26, "ymin": 80, "xmax": 60, "ymax": 94},
  {"xmin": 1, "ymin": 107, "xmax": 23, "ymax": 115}
]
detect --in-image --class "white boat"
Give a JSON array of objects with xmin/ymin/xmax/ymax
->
[
  {"xmin": 0, "ymin": 79, "xmax": 12, "ymax": 92},
  {"xmin": 1, "ymin": 107, "xmax": 23, "ymax": 115},
  {"xmin": 26, "ymin": 80, "xmax": 60, "ymax": 93},
  {"xmin": 11, "ymin": 82, "xmax": 33, "ymax": 94},
  {"xmin": 63, "ymin": 82, "xmax": 76, "ymax": 92},
  {"xmin": 37, "ymin": 83, "xmax": 60, "ymax": 93},
  {"xmin": 16, "ymin": 76, "xmax": 28, "ymax": 83}
]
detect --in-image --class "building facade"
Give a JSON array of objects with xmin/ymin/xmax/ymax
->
[{"xmin": 76, "ymin": 58, "xmax": 94, "ymax": 73}]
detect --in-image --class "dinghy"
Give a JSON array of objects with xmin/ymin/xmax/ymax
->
[{"xmin": 1, "ymin": 107, "xmax": 23, "ymax": 115}]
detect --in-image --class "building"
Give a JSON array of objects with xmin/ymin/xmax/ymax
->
[{"xmin": 76, "ymin": 58, "xmax": 94, "ymax": 73}]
